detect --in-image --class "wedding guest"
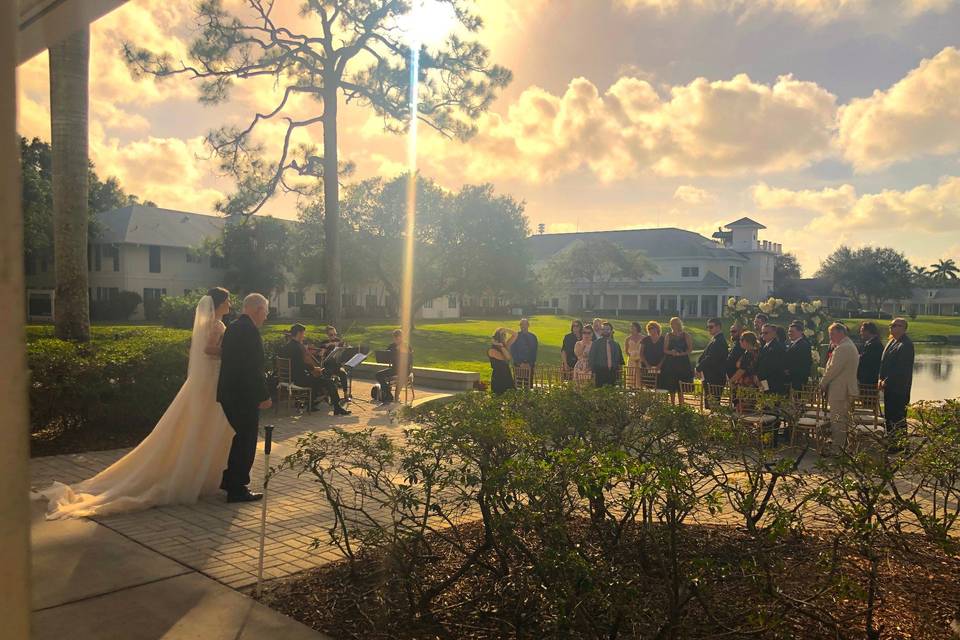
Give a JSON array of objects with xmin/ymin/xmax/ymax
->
[
  {"xmin": 696, "ymin": 318, "xmax": 728, "ymax": 399},
  {"xmin": 573, "ymin": 324, "xmax": 595, "ymax": 385},
  {"xmin": 661, "ymin": 317, "xmax": 694, "ymax": 401},
  {"xmin": 820, "ymin": 323, "xmax": 860, "ymax": 454},
  {"xmin": 729, "ymin": 331, "xmax": 761, "ymax": 409},
  {"xmin": 591, "ymin": 317, "xmax": 603, "ymax": 339},
  {"xmin": 879, "ymin": 318, "xmax": 915, "ymax": 438},
  {"xmin": 625, "ymin": 321, "xmax": 644, "ymax": 387},
  {"xmin": 640, "ymin": 321, "xmax": 666, "ymax": 370},
  {"xmin": 281, "ymin": 324, "xmax": 350, "ymax": 415},
  {"xmin": 318, "ymin": 324, "xmax": 349, "ymax": 395},
  {"xmin": 510, "ymin": 317, "xmax": 538, "ymax": 387},
  {"xmin": 785, "ymin": 320, "xmax": 813, "ymax": 390},
  {"xmin": 857, "ymin": 321, "xmax": 883, "ymax": 387},
  {"xmin": 488, "ymin": 328, "xmax": 517, "ymax": 395},
  {"xmin": 754, "ymin": 313, "xmax": 770, "ymax": 334},
  {"xmin": 375, "ymin": 329, "xmax": 412, "ymax": 404},
  {"xmin": 725, "ymin": 324, "xmax": 745, "ymax": 380},
  {"xmin": 561, "ymin": 320, "xmax": 583, "ymax": 376},
  {"xmin": 757, "ymin": 323, "xmax": 788, "ymax": 395},
  {"xmin": 589, "ymin": 322, "xmax": 624, "ymax": 387}
]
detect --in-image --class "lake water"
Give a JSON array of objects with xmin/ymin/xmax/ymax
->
[{"xmin": 911, "ymin": 345, "xmax": 960, "ymax": 401}]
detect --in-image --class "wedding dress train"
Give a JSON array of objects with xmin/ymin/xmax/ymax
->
[{"xmin": 35, "ymin": 296, "xmax": 235, "ymax": 519}]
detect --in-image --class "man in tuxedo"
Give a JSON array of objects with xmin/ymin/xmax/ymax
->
[
  {"xmin": 784, "ymin": 321, "xmax": 813, "ymax": 390},
  {"xmin": 725, "ymin": 323, "xmax": 745, "ymax": 380},
  {"xmin": 281, "ymin": 324, "xmax": 350, "ymax": 415},
  {"xmin": 510, "ymin": 317, "xmax": 538, "ymax": 388},
  {"xmin": 820, "ymin": 323, "xmax": 860, "ymax": 454},
  {"xmin": 857, "ymin": 321, "xmax": 883, "ymax": 387},
  {"xmin": 753, "ymin": 313, "xmax": 770, "ymax": 335},
  {"xmin": 561, "ymin": 319, "xmax": 582, "ymax": 379},
  {"xmin": 879, "ymin": 317, "xmax": 915, "ymax": 437},
  {"xmin": 589, "ymin": 322, "xmax": 624, "ymax": 387},
  {"xmin": 217, "ymin": 293, "xmax": 272, "ymax": 503},
  {"xmin": 696, "ymin": 317, "xmax": 728, "ymax": 402},
  {"xmin": 757, "ymin": 323, "xmax": 788, "ymax": 395}
]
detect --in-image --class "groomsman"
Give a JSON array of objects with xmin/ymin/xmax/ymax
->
[
  {"xmin": 758, "ymin": 323, "xmax": 788, "ymax": 395},
  {"xmin": 784, "ymin": 321, "xmax": 813, "ymax": 390},
  {"xmin": 696, "ymin": 317, "xmax": 728, "ymax": 393},
  {"xmin": 857, "ymin": 321, "xmax": 883, "ymax": 387},
  {"xmin": 589, "ymin": 322, "xmax": 624, "ymax": 387},
  {"xmin": 510, "ymin": 317, "xmax": 539, "ymax": 388},
  {"xmin": 820, "ymin": 323, "xmax": 860, "ymax": 454},
  {"xmin": 879, "ymin": 318, "xmax": 915, "ymax": 437}
]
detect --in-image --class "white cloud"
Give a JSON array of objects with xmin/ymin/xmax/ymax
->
[
  {"xmin": 751, "ymin": 176, "xmax": 960, "ymax": 231},
  {"xmin": 616, "ymin": 0, "xmax": 954, "ymax": 24},
  {"xmin": 674, "ymin": 185, "xmax": 716, "ymax": 204},
  {"xmin": 839, "ymin": 47, "xmax": 960, "ymax": 172}
]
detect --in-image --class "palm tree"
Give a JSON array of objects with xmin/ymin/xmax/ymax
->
[
  {"xmin": 929, "ymin": 258, "xmax": 960, "ymax": 284},
  {"xmin": 50, "ymin": 27, "xmax": 91, "ymax": 341},
  {"xmin": 911, "ymin": 265, "xmax": 931, "ymax": 285}
]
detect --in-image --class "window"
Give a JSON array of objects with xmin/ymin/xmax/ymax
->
[
  {"xmin": 40, "ymin": 255, "xmax": 48, "ymax": 272},
  {"xmin": 551, "ymin": 298, "xmax": 559, "ymax": 308},
  {"xmin": 107, "ymin": 287, "xmax": 118, "ymax": 300},
  {"xmin": 24, "ymin": 256, "xmax": 35, "ymax": 276},
  {"xmin": 148, "ymin": 246, "xmax": 162, "ymax": 273},
  {"xmin": 315, "ymin": 293, "xmax": 326, "ymax": 307},
  {"xmin": 288, "ymin": 291, "xmax": 304, "ymax": 307},
  {"xmin": 210, "ymin": 253, "xmax": 226, "ymax": 269},
  {"xmin": 143, "ymin": 288, "xmax": 166, "ymax": 301},
  {"xmin": 88, "ymin": 244, "xmax": 102, "ymax": 271},
  {"xmin": 341, "ymin": 293, "xmax": 356, "ymax": 308},
  {"xmin": 185, "ymin": 289, "xmax": 192, "ymax": 296},
  {"xmin": 366, "ymin": 294, "xmax": 379, "ymax": 308},
  {"xmin": 728, "ymin": 266, "xmax": 742, "ymax": 286},
  {"xmin": 681, "ymin": 266, "xmax": 699, "ymax": 278},
  {"xmin": 110, "ymin": 245, "xmax": 120, "ymax": 271},
  {"xmin": 423, "ymin": 298, "xmax": 434, "ymax": 309},
  {"xmin": 448, "ymin": 296, "xmax": 457, "ymax": 309},
  {"xmin": 186, "ymin": 249, "xmax": 203, "ymax": 264}
]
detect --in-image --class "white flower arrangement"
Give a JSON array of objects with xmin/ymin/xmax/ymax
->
[
  {"xmin": 804, "ymin": 329, "xmax": 814, "ymax": 337},
  {"xmin": 727, "ymin": 297, "xmax": 737, "ymax": 309},
  {"xmin": 812, "ymin": 300, "xmax": 823, "ymax": 310},
  {"xmin": 736, "ymin": 298, "xmax": 750, "ymax": 311},
  {"xmin": 787, "ymin": 303, "xmax": 797, "ymax": 314},
  {"xmin": 811, "ymin": 349, "xmax": 820, "ymax": 364}
]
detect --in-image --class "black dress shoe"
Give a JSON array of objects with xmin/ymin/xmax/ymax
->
[
  {"xmin": 333, "ymin": 407, "xmax": 352, "ymax": 416},
  {"xmin": 227, "ymin": 491, "xmax": 263, "ymax": 503}
]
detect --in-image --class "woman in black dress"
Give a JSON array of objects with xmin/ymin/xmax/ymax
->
[
  {"xmin": 661, "ymin": 316, "xmax": 694, "ymax": 401},
  {"xmin": 640, "ymin": 321, "xmax": 666, "ymax": 370},
  {"xmin": 488, "ymin": 328, "xmax": 517, "ymax": 395}
]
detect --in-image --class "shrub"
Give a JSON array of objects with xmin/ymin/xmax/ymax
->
[
  {"xmin": 158, "ymin": 289, "xmax": 242, "ymax": 328},
  {"xmin": 90, "ymin": 290, "xmax": 142, "ymax": 322}
]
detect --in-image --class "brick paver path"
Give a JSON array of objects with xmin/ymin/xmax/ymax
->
[{"xmin": 30, "ymin": 382, "xmax": 450, "ymax": 589}]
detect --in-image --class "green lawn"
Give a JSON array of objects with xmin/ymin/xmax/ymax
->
[{"xmin": 27, "ymin": 314, "xmax": 960, "ymax": 383}]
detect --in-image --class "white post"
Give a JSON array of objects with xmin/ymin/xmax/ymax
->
[
  {"xmin": 717, "ymin": 295, "xmax": 723, "ymax": 318},
  {"xmin": 656, "ymin": 294, "xmax": 661, "ymax": 313},
  {"xmin": 676, "ymin": 295, "xmax": 682, "ymax": 317},
  {"xmin": 1, "ymin": 2, "xmax": 32, "ymax": 636},
  {"xmin": 697, "ymin": 295, "xmax": 702, "ymax": 318}
]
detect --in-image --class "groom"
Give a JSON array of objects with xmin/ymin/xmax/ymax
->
[{"xmin": 217, "ymin": 293, "xmax": 272, "ymax": 502}]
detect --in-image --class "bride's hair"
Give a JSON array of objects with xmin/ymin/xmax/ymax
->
[{"xmin": 207, "ymin": 287, "xmax": 230, "ymax": 308}]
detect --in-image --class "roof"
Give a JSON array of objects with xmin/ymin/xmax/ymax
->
[
  {"xmin": 95, "ymin": 205, "xmax": 225, "ymax": 249},
  {"xmin": 910, "ymin": 288, "xmax": 960, "ymax": 303},
  {"xmin": 725, "ymin": 217, "xmax": 766, "ymax": 229},
  {"xmin": 527, "ymin": 228, "xmax": 747, "ymax": 262}
]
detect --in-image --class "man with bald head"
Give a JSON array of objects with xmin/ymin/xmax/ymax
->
[{"xmin": 217, "ymin": 293, "xmax": 272, "ymax": 503}]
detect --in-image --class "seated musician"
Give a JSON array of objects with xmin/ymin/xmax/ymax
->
[
  {"xmin": 375, "ymin": 329, "xmax": 412, "ymax": 404},
  {"xmin": 282, "ymin": 324, "xmax": 351, "ymax": 416},
  {"xmin": 317, "ymin": 325, "xmax": 350, "ymax": 398}
]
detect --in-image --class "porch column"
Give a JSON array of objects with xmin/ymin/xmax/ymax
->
[
  {"xmin": 656, "ymin": 294, "xmax": 661, "ymax": 312},
  {"xmin": 697, "ymin": 294, "xmax": 702, "ymax": 318},
  {"xmin": 676, "ymin": 294, "xmax": 682, "ymax": 317},
  {"xmin": 1, "ymin": 1, "xmax": 31, "ymax": 637},
  {"xmin": 717, "ymin": 295, "xmax": 723, "ymax": 318}
]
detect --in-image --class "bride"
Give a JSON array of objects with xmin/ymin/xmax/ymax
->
[{"xmin": 36, "ymin": 288, "xmax": 236, "ymax": 519}]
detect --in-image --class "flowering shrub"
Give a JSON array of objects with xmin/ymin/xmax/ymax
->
[{"xmin": 727, "ymin": 296, "xmax": 833, "ymax": 371}]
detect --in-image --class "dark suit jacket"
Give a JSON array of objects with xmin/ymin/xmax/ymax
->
[
  {"xmin": 589, "ymin": 336, "xmax": 624, "ymax": 372},
  {"xmin": 510, "ymin": 331, "xmax": 538, "ymax": 365},
  {"xmin": 696, "ymin": 334, "xmax": 728, "ymax": 383},
  {"xmin": 725, "ymin": 341, "xmax": 745, "ymax": 379},
  {"xmin": 281, "ymin": 339, "xmax": 314, "ymax": 387},
  {"xmin": 217, "ymin": 314, "xmax": 269, "ymax": 408},
  {"xmin": 785, "ymin": 336, "xmax": 813, "ymax": 389},
  {"xmin": 561, "ymin": 332, "xmax": 579, "ymax": 369},
  {"xmin": 757, "ymin": 338, "xmax": 788, "ymax": 394},
  {"xmin": 857, "ymin": 336, "xmax": 883, "ymax": 386},
  {"xmin": 879, "ymin": 335, "xmax": 915, "ymax": 395}
]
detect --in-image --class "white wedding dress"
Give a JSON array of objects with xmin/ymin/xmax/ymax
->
[{"xmin": 35, "ymin": 296, "xmax": 236, "ymax": 519}]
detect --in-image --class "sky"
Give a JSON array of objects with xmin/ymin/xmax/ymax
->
[{"xmin": 15, "ymin": 0, "xmax": 960, "ymax": 275}]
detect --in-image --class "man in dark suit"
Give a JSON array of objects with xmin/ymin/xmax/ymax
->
[
  {"xmin": 757, "ymin": 323, "xmax": 788, "ymax": 395},
  {"xmin": 857, "ymin": 321, "xmax": 883, "ymax": 387},
  {"xmin": 510, "ymin": 317, "xmax": 538, "ymax": 388},
  {"xmin": 281, "ymin": 324, "xmax": 350, "ymax": 415},
  {"xmin": 784, "ymin": 320, "xmax": 813, "ymax": 390},
  {"xmin": 375, "ymin": 329, "xmax": 413, "ymax": 404},
  {"xmin": 879, "ymin": 317, "xmax": 915, "ymax": 436},
  {"xmin": 589, "ymin": 322, "xmax": 624, "ymax": 387},
  {"xmin": 696, "ymin": 317, "xmax": 728, "ymax": 401},
  {"xmin": 725, "ymin": 323, "xmax": 745, "ymax": 380},
  {"xmin": 217, "ymin": 294, "xmax": 272, "ymax": 503}
]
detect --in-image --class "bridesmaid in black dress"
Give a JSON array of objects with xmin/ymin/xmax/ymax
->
[
  {"xmin": 640, "ymin": 321, "xmax": 666, "ymax": 370},
  {"xmin": 488, "ymin": 328, "xmax": 517, "ymax": 395},
  {"xmin": 661, "ymin": 316, "xmax": 694, "ymax": 401}
]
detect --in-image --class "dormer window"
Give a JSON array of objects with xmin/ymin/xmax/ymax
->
[{"xmin": 681, "ymin": 266, "xmax": 699, "ymax": 278}]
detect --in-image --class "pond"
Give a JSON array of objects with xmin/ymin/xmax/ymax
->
[{"xmin": 911, "ymin": 345, "xmax": 960, "ymax": 402}]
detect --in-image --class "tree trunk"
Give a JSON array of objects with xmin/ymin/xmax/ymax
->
[
  {"xmin": 50, "ymin": 28, "xmax": 90, "ymax": 341},
  {"xmin": 322, "ymin": 83, "xmax": 342, "ymax": 326}
]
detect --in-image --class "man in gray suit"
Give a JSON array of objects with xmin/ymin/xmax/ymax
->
[{"xmin": 819, "ymin": 323, "xmax": 860, "ymax": 454}]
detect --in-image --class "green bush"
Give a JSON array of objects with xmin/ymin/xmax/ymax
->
[
  {"xmin": 158, "ymin": 289, "xmax": 242, "ymax": 328},
  {"xmin": 90, "ymin": 290, "xmax": 142, "ymax": 322},
  {"xmin": 27, "ymin": 328, "xmax": 191, "ymax": 447}
]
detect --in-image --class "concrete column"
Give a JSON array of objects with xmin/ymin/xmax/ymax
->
[
  {"xmin": 676, "ymin": 294, "xmax": 682, "ymax": 317},
  {"xmin": 656, "ymin": 294, "xmax": 661, "ymax": 312},
  {"xmin": 1, "ymin": 1, "xmax": 32, "ymax": 636},
  {"xmin": 717, "ymin": 295, "xmax": 723, "ymax": 317},
  {"xmin": 697, "ymin": 295, "xmax": 702, "ymax": 318}
]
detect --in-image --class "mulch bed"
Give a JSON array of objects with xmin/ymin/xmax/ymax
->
[
  {"xmin": 30, "ymin": 423, "xmax": 152, "ymax": 458},
  {"xmin": 255, "ymin": 521, "xmax": 960, "ymax": 639}
]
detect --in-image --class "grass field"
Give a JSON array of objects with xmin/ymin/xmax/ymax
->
[{"xmin": 27, "ymin": 314, "xmax": 960, "ymax": 382}]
